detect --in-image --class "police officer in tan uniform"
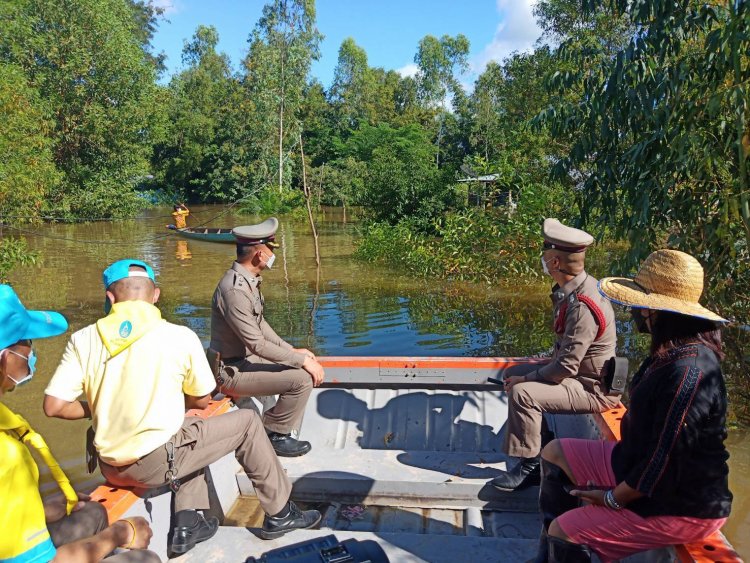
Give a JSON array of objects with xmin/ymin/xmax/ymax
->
[
  {"xmin": 490, "ymin": 219, "xmax": 620, "ymax": 492},
  {"xmin": 211, "ymin": 218, "xmax": 325, "ymax": 457}
]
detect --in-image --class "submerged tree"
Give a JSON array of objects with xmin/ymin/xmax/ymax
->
[
  {"xmin": 0, "ymin": 63, "xmax": 59, "ymax": 220},
  {"xmin": 0, "ymin": 0, "xmax": 163, "ymax": 218}
]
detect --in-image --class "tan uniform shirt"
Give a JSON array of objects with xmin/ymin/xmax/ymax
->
[
  {"xmin": 529, "ymin": 270, "xmax": 616, "ymax": 389},
  {"xmin": 210, "ymin": 262, "xmax": 306, "ymax": 368}
]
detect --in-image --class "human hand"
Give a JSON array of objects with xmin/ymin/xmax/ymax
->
[
  {"xmin": 503, "ymin": 375, "xmax": 526, "ymax": 392},
  {"xmin": 44, "ymin": 492, "xmax": 91, "ymax": 522},
  {"xmin": 295, "ymin": 348, "xmax": 317, "ymax": 360},
  {"xmin": 116, "ymin": 517, "xmax": 153, "ymax": 549},
  {"xmin": 568, "ymin": 488, "xmax": 606, "ymax": 506},
  {"xmin": 302, "ymin": 356, "xmax": 325, "ymax": 386}
]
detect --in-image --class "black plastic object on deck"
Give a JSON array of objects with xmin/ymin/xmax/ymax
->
[{"xmin": 244, "ymin": 534, "xmax": 389, "ymax": 563}]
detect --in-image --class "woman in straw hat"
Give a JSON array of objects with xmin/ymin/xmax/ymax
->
[{"xmin": 531, "ymin": 250, "xmax": 733, "ymax": 562}]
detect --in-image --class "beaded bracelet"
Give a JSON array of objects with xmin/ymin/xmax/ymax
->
[{"xmin": 604, "ymin": 489, "xmax": 623, "ymax": 510}]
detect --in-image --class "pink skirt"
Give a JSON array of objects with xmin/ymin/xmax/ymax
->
[{"xmin": 557, "ymin": 438, "xmax": 726, "ymax": 562}]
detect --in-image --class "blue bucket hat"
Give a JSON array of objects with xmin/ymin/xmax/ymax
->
[
  {"xmin": 0, "ymin": 285, "xmax": 68, "ymax": 349},
  {"xmin": 102, "ymin": 259, "xmax": 156, "ymax": 313}
]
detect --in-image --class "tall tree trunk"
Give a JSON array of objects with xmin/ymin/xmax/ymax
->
[
  {"xmin": 435, "ymin": 114, "xmax": 443, "ymax": 168},
  {"xmin": 278, "ymin": 49, "xmax": 285, "ymax": 192},
  {"xmin": 318, "ymin": 163, "xmax": 324, "ymax": 211},
  {"xmin": 299, "ymin": 132, "xmax": 320, "ymax": 267},
  {"xmin": 278, "ymin": 97, "xmax": 284, "ymax": 192}
]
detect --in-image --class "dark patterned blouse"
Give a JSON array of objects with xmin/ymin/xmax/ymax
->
[{"xmin": 611, "ymin": 343, "xmax": 732, "ymax": 518}]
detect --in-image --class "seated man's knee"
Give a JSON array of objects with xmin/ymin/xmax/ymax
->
[
  {"xmin": 241, "ymin": 406, "xmax": 261, "ymax": 422},
  {"xmin": 77, "ymin": 501, "xmax": 109, "ymax": 534},
  {"xmin": 509, "ymin": 382, "xmax": 536, "ymax": 409},
  {"xmin": 295, "ymin": 369, "xmax": 313, "ymax": 392},
  {"xmin": 541, "ymin": 439, "xmax": 563, "ymax": 465}
]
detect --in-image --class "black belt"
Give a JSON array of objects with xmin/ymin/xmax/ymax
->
[{"xmin": 222, "ymin": 356, "xmax": 244, "ymax": 364}]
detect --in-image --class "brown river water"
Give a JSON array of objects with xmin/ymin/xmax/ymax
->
[{"xmin": 2, "ymin": 206, "xmax": 748, "ymax": 556}]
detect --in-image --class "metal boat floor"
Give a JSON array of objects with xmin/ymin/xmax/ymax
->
[
  {"xmin": 173, "ymin": 527, "xmax": 537, "ymax": 562},
  {"xmin": 239, "ymin": 388, "xmax": 528, "ymax": 509},
  {"xmin": 225, "ymin": 386, "xmax": 544, "ymax": 561}
]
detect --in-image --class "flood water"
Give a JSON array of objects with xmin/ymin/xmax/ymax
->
[{"xmin": 2, "ymin": 206, "xmax": 747, "ymax": 556}]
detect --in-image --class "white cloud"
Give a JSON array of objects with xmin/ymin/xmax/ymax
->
[
  {"xmin": 396, "ymin": 63, "xmax": 419, "ymax": 78},
  {"xmin": 149, "ymin": 0, "xmax": 180, "ymax": 16},
  {"xmin": 471, "ymin": 0, "xmax": 542, "ymax": 74}
]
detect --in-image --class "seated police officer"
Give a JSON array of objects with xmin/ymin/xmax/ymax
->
[
  {"xmin": 490, "ymin": 219, "xmax": 620, "ymax": 492},
  {"xmin": 211, "ymin": 218, "xmax": 325, "ymax": 457}
]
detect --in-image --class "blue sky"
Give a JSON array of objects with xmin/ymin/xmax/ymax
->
[{"xmin": 149, "ymin": 0, "xmax": 542, "ymax": 90}]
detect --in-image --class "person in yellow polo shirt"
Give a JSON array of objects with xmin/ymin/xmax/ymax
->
[
  {"xmin": 0, "ymin": 285, "xmax": 157, "ymax": 562},
  {"xmin": 44, "ymin": 260, "xmax": 321, "ymax": 555}
]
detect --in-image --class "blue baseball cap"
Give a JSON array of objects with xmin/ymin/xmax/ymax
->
[
  {"xmin": 0, "ymin": 285, "xmax": 68, "ymax": 349},
  {"xmin": 102, "ymin": 259, "xmax": 156, "ymax": 313}
]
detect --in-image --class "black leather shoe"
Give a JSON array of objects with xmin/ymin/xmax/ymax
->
[
  {"xmin": 260, "ymin": 501, "xmax": 322, "ymax": 540},
  {"xmin": 171, "ymin": 510, "xmax": 220, "ymax": 554},
  {"xmin": 267, "ymin": 431, "xmax": 312, "ymax": 457},
  {"xmin": 490, "ymin": 457, "xmax": 540, "ymax": 492}
]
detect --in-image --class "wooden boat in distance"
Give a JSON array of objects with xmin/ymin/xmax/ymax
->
[{"xmin": 167, "ymin": 224, "xmax": 236, "ymax": 243}]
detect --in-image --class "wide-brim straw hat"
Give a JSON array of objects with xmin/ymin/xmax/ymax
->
[{"xmin": 598, "ymin": 249, "xmax": 727, "ymax": 323}]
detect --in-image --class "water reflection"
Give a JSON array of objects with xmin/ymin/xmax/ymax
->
[{"xmin": 1, "ymin": 206, "xmax": 746, "ymax": 556}]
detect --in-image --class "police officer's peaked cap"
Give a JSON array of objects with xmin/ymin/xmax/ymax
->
[
  {"xmin": 232, "ymin": 217, "xmax": 280, "ymax": 248},
  {"xmin": 542, "ymin": 218, "xmax": 594, "ymax": 253}
]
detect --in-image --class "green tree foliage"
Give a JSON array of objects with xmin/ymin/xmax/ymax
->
[
  {"xmin": 469, "ymin": 62, "xmax": 504, "ymax": 163},
  {"xmin": 534, "ymin": 0, "xmax": 633, "ymax": 51},
  {"xmin": 542, "ymin": 1, "xmax": 750, "ymax": 307},
  {"xmin": 352, "ymin": 124, "xmax": 453, "ymax": 229},
  {"xmin": 415, "ymin": 34, "xmax": 470, "ymax": 107},
  {"xmin": 1, "ymin": 0, "xmax": 163, "ymax": 218},
  {"xmin": 330, "ymin": 38, "xmax": 370, "ymax": 133},
  {"xmin": 244, "ymin": 0, "xmax": 322, "ymax": 192},
  {"xmin": 153, "ymin": 26, "xmax": 239, "ymax": 201},
  {"xmin": 0, "ymin": 63, "xmax": 60, "ymax": 220},
  {"xmin": 414, "ymin": 34, "xmax": 470, "ymax": 168}
]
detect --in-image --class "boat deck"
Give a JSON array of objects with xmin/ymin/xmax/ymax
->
[
  {"xmin": 92, "ymin": 358, "xmax": 736, "ymax": 562},
  {"xmin": 177, "ymin": 384, "xmax": 547, "ymax": 561}
]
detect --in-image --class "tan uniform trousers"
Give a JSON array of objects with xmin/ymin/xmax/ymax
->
[
  {"xmin": 48, "ymin": 501, "xmax": 159, "ymax": 561},
  {"xmin": 504, "ymin": 377, "xmax": 619, "ymax": 459},
  {"xmin": 100, "ymin": 410, "xmax": 292, "ymax": 516},
  {"xmin": 220, "ymin": 355, "xmax": 312, "ymax": 435}
]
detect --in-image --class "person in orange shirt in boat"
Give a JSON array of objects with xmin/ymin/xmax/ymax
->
[{"xmin": 172, "ymin": 203, "xmax": 190, "ymax": 229}]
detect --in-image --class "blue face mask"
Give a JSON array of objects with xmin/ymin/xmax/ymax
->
[{"xmin": 4, "ymin": 348, "xmax": 36, "ymax": 386}]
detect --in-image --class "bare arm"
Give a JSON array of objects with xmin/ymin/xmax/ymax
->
[
  {"xmin": 52, "ymin": 518, "xmax": 152, "ymax": 563},
  {"xmin": 43, "ymin": 395, "xmax": 91, "ymax": 420},
  {"xmin": 185, "ymin": 393, "xmax": 211, "ymax": 410}
]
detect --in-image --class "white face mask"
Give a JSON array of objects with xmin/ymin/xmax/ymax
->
[
  {"xmin": 541, "ymin": 255, "xmax": 551, "ymax": 275},
  {"xmin": 264, "ymin": 253, "xmax": 276, "ymax": 270}
]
